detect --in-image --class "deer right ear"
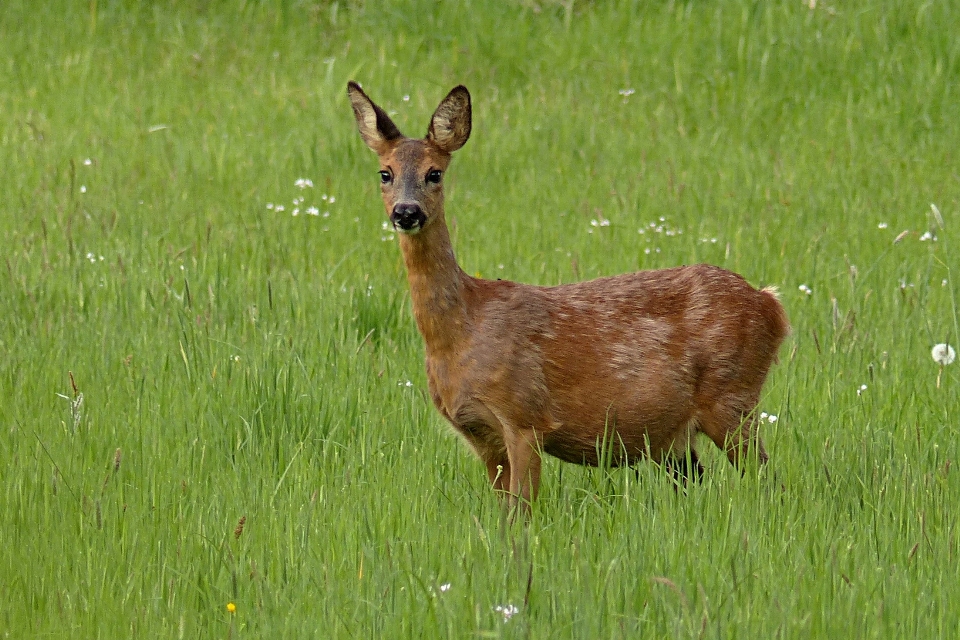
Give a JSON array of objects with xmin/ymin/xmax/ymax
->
[
  {"xmin": 347, "ymin": 81, "xmax": 403, "ymax": 154},
  {"xmin": 428, "ymin": 85, "xmax": 471, "ymax": 153}
]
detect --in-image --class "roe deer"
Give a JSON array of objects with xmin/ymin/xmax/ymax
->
[{"xmin": 347, "ymin": 81, "xmax": 790, "ymax": 511}]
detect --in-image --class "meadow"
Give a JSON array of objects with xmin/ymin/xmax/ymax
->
[{"xmin": 2, "ymin": 0, "xmax": 958, "ymax": 637}]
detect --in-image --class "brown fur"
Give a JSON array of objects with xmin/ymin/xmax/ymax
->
[{"xmin": 347, "ymin": 82, "xmax": 790, "ymax": 510}]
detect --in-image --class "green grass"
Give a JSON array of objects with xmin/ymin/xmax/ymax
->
[{"xmin": 2, "ymin": 0, "xmax": 959, "ymax": 637}]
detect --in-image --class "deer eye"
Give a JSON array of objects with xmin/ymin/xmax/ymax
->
[
  {"xmin": 379, "ymin": 170, "xmax": 392, "ymax": 184},
  {"xmin": 426, "ymin": 169, "xmax": 442, "ymax": 184}
]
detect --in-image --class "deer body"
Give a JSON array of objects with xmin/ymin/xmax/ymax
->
[{"xmin": 348, "ymin": 82, "xmax": 790, "ymax": 508}]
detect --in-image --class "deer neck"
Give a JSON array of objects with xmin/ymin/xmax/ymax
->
[{"xmin": 397, "ymin": 215, "xmax": 468, "ymax": 354}]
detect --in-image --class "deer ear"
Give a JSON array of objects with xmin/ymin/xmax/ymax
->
[
  {"xmin": 347, "ymin": 81, "xmax": 403, "ymax": 153},
  {"xmin": 427, "ymin": 85, "xmax": 471, "ymax": 153}
]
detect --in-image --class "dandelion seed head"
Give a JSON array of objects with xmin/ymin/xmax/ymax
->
[{"xmin": 932, "ymin": 343, "xmax": 956, "ymax": 366}]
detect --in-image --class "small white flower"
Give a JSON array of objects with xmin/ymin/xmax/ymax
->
[
  {"xmin": 494, "ymin": 604, "xmax": 519, "ymax": 620},
  {"xmin": 306, "ymin": 206, "xmax": 320, "ymax": 216},
  {"xmin": 322, "ymin": 211, "xmax": 330, "ymax": 218},
  {"xmin": 275, "ymin": 204, "xmax": 285, "ymax": 212},
  {"xmin": 402, "ymin": 95, "xmax": 410, "ymax": 102},
  {"xmin": 618, "ymin": 88, "xmax": 635, "ymax": 97},
  {"xmin": 799, "ymin": 284, "xmax": 812, "ymax": 295},
  {"xmin": 80, "ymin": 185, "xmax": 87, "ymax": 193},
  {"xmin": 920, "ymin": 231, "xmax": 936, "ymax": 242},
  {"xmin": 943, "ymin": 279, "xmax": 949, "ymax": 287},
  {"xmin": 439, "ymin": 583, "xmax": 451, "ymax": 592},
  {"xmin": 83, "ymin": 158, "xmax": 92, "ymax": 166},
  {"xmin": 878, "ymin": 222, "xmax": 888, "ymax": 229},
  {"xmin": 328, "ymin": 196, "xmax": 336, "ymax": 204},
  {"xmin": 857, "ymin": 384, "xmax": 868, "ymax": 396},
  {"xmin": 932, "ymin": 343, "xmax": 956, "ymax": 366},
  {"xmin": 399, "ymin": 380, "xmax": 413, "ymax": 387},
  {"xmin": 295, "ymin": 178, "xmax": 314, "ymax": 189},
  {"xmin": 292, "ymin": 208, "xmax": 300, "ymax": 216},
  {"xmin": 266, "ymin": 203, "xmax": 274, "ymax": 210}
]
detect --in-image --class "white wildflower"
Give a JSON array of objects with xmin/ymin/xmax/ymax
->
[
  {"xmin": 878, "ymin": 222, "xmax": 888, "ymax": 229},
  {"xmin": 83, "ymin": 158, "xmax": 92, "ymax": 166},
  {"xmin": 306, "ymin": 206, "xmax": 319, "ymax": 216},
  {"xmin": 618, "ymin": 88, "xmax": 635, "ymax": 97},
  {"xmin": 857, "ymin": 384, "xmax": 867, "ymax": 396},
  {"xmin": 494, "ymin": 604, "xmax": 519, "ymax": 621},
  {"xmin": 439, "ymin": 583, "xmax": 451, "ymax": 592},
  {"xmin": 798, "ymin": 284, "xmax": 812, "ymax": 295},
  {"xmin": 295, "ymin": 178, "xmax": 313, "ymax": 189},
  {"xmin": 80, "ymin": 185, "xmax": 87, "ymax": 193}
]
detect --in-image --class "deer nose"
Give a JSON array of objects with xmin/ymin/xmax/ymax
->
[{"xmin": 390, "ymin": 203, "xmax": 427, "ymax": 233}]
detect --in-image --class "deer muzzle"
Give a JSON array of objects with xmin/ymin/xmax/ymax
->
[{"xmin": 391, "ymin": 203, "xmax": 427, "ymax": 233}]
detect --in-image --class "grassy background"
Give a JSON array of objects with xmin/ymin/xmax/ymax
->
[{"xmin": 2, "ymin": 0, "xmax": 959, "ymax": 637}]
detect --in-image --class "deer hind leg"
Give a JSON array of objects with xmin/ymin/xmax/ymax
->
[
  {"xmin": 664, "ymin": 448, "xmax": 704, "ymax": 486},
  {"xmin": 697, "ymin": 395, "xmax": 768, "ymax": 470},
  {"xmin": 663, "ymin": 419, "xmax": 704, "ymax": 486}
]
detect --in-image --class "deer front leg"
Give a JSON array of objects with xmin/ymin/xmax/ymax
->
[
  {"xmin": 484, "ymin": 456, "xmax": 510, "ymax": 495},
  {"xmin": 505, "ymin": 428, "xmax": 542, "ymax": 512}
]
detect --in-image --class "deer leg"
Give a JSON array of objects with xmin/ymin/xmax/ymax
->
[
  {"xmin": 664, "ymin": 448, "xmax": 704, "ymax": 486},
  {"xmin": 484, "ymin": 456, "xmax": 511, "ymax": 495},
  {"xmin": 698, "ymin": 399, "xmax": 768, "ymax": 470},
  {"xmin": 504, "ymin": 429, "xmax": 542, "ymax": 512}
]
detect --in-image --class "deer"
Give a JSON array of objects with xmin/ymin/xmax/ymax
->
[{"xmin": 346, "ymin": 81, "xmax": 790, "ymax": 512}]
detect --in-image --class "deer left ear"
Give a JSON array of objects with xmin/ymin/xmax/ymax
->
[
  {"xmin": 427, "ymin": 85, "xmax": 471, "ymax": 153},
  {"xmin": 347, "ymin": 81, "xmax": 403, "ymax": 154}
]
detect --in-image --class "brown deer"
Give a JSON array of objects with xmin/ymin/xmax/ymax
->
[{"xmin": 347, "ymin": 81, "xmax": 790, "ymax": 511}]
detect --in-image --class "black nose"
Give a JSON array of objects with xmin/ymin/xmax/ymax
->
[{"xmin": 390, "ymin": 203, "xmax": 427, "ymax": 232}]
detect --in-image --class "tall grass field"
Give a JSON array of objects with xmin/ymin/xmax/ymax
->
[{"xmin": 2, "ymin": 1, "xmax": 959, "ymax": 637}]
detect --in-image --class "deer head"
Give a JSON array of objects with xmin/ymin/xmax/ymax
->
[{"xmin": 347, "ymin": 82, "xmax": 471, "ymax": 235}]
